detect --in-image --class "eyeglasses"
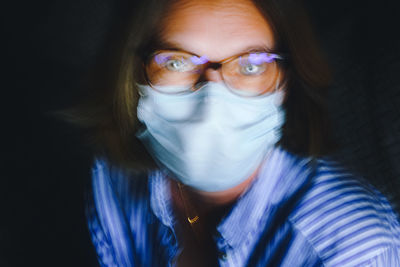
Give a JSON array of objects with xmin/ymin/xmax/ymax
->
[{"xmin": 143, "ymin": 49, "xmax": 284, "ymax": 97}]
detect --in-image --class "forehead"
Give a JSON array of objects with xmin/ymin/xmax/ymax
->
[{"xmin": 158, "ymin": 0, "xmax": 275, "ymax": 61}]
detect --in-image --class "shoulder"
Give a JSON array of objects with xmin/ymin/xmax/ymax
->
[
  {"xmin": 88, "ymin": 159, "xmax": 154, "ymax": 266},
  {"xmin": 288, "ymin": 158, "xmax": 400, "ymax": 266},
  {"xmin": 91, "ymin": 158, "xmax": 149, "ymax": 197},
  {"xmin": 89, "ymin": 157, "xmax": 151, "ymax": 219}
]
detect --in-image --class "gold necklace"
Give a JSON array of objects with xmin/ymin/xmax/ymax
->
[
  {"xmin": 176, "ymin": 181, "xmax": 208, "ymax": 245},
  {"xmin": 177, "ymin": 182, "xmax": 200, "ymax": 225}
]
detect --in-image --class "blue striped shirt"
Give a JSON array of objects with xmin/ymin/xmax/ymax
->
[{"xmin": 87, "ymin": 148, "xmax": 400, "ymax": 266}]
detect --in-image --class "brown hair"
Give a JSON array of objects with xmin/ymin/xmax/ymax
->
[{"xmin": 56, "ymin": 0, "xmax": 335, "ymax": 171}]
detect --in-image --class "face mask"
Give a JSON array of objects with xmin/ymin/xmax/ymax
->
[{"xmin": 136, "ymin": 82, "xmax": 285, "ymax": 192}]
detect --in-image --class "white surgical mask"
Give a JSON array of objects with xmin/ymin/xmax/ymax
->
[{"xmin": 136, "ymin": 82, "xmax": 285, "ymax": 192}]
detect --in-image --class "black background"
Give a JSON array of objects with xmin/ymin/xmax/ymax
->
[{"xmin": 3, "ymin": 1, "xmax": 400, "ymax": 266}]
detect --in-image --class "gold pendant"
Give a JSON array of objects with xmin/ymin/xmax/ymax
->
[{"xmin": 187, "ymin": 215, "xmax": 199, "ymax": 224}]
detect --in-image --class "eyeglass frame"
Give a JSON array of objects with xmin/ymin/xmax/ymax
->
[{"xmin": 141, "ymin": 48, "xmax": 285, "ymax": 96}]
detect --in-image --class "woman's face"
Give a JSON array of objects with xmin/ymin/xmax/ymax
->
[
  {"xmin": 137, "ymin": 0, "xmax": 281, "ymax": 198},
  {"xmin": 158, "ymin": 0, "xmax": 276, "ymax": 82}
]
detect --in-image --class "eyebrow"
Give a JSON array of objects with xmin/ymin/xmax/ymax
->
[{"xmin": 155, "ymin": 40, "xmax": 274, "ymax": 58}]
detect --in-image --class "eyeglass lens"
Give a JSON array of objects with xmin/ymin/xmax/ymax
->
[{"xmin": 145, "ymin": 51, "xmax": 280, "ymax": 96}]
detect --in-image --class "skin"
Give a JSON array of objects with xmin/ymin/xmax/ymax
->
[{"xmin": 159, "ymin": 0, "xmax": 277, "ymax": 209}]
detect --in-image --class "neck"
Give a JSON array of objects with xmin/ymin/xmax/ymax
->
[
  {"xmin": 170, "ymin": 163, "xmax": 265, "ymax": 232},
  {"xmin": 170, "ymin": 167, "xmax": 262, "ymax": 243},
  {"xmin": 171, "ymin": 170, "xmax": 259, "ymax": 234}
]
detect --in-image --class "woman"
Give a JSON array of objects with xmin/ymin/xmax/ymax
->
[{"xmin": 76, "ymin": 0, "xmax": 400, "ymax": 266}]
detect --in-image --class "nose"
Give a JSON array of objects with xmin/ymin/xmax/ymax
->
[
  {"xmin": 203, "ymin": 69, "xmax": 223, "ymax": 82},
  {"xmin": 197, "ymin": 63, "xmax": 223, "ymax": 83}
]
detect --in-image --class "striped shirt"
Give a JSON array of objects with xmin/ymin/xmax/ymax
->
[{"xmin": 87, "ymin": 148, "xmax": 400, "ymax": 266}]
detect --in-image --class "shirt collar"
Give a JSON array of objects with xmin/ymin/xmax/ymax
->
[
  {"xmin": 149, "ymin": 170, "xmax": 176, "ymax": 228},
  {"xmin": 216, "ymin": 148, "xmax": 313, "ymax": 248},
  {"xmin": 149, "ymin": 147, "xmax": 313, "ymax": 248}
]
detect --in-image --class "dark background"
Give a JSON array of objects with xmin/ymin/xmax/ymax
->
[{"xmin": 3, "ymin": 1, "xmax": 400, "ymax": 266}]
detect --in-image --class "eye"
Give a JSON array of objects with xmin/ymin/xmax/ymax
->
[
  {"xmin": 239, "ymin": 63, "xmax": 266, "ymax": 76},
  {"xmin": 165, "ymin": 58, "xmax": 191, "ymax": 72}
]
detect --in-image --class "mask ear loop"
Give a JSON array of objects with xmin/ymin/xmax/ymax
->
[
  {"xmin": 274, "ymin": 70, "xmax": 281, "ymax": 92},
  {"xmin": 273, "ymin": 70, "xmax": 286, "ymax": 106}
]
